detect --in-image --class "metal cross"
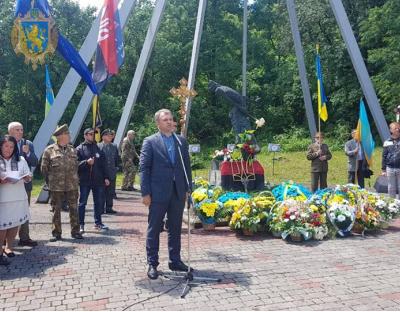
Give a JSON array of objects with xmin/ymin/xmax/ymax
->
[{"xmin": 170, "ymin": 77, "xmax": 197, "ymax": 135}]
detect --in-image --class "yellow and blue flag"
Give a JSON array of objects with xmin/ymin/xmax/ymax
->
[
  {"xmin": 355, "ymin": 99, "xmax": 375, "ymax": 165},
  {"xmin": 315, "ymin": 46, "xmax": 328, "ymax": 121},
  {"xmin": 92, "ymin": 95, "xmax": 102, "ymax": 143},
  {"xmin": 45, "ymin": 65, "xmax": 54, "ymax": 117}
]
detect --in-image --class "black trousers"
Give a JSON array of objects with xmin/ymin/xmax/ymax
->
[
  {"xmin": 348, "ymin": 160, "xmax": 365, "ymax": 188},
  {"xmin": 311, "ymin": 172, "xmax": 327, "ymax": 192},
  {"xmin": 104, "ymin": 178, "xmax": 116, "ymax": 212}
]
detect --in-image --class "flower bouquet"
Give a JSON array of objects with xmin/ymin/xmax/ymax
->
[
  {"xmin": 195, "ymin": 199, "xmax": 223, "ymax": 230},
  {"xmin": 354, "ymin": 200, "xmax": 380, "ymax": 233},
  {"xmin": 326, "ymin": 202, "xmax": 355, "ymax": 237},
  {"xmin": 236, "ymin": 130, "xmax": 259, "ymax": 161},
  {"xmin": 229, "ymin": 199, "xmax": 268, "ymax": 235},
  {"xmin": 275, "ymin": 199, "xmax": 313, "ymax": 241},
  {"xmin": 272, "ymin": 181, "xmax": 312, "ymax": 202},
  {"xmin": 212, "ymin": 148, "xmax": 231, "ymax": 162}
]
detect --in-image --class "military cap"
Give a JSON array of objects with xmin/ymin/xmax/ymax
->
[
  {"xmin": 53, "ymin": 124, "xmax": 69, "ymax": 136},
  {"xmin": 101, "ymin": 128, "xmax": 113, "ymax": 137},
  {"xmin": 84, "ymin": 128, "xmax": 95, "ymax": 135}
]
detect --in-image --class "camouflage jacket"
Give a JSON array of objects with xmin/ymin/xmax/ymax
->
[
  {"xmin": 121, "ymin": 137, "xmax": 139, "ymax": 163},
  {"xmin": 41, "ymin": 143, "xmax": 79, "ymax": 191}
]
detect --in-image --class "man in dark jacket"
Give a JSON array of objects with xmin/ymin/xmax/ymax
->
[
  {"xmin": 8, "ymin": 121, "xmax": 38, "ymax": 247},
  {"xmin": 307, "ymin": 131, "xmax": 332, "ymax": 192},
  {"xmin": 382, "ymin": 122, "xmax": 400, "ymax": 198},
  {"xmin": 98, "ymin": 129, "xmax": 119, "ymax": 214},
  {"xmin": 77, "ymin": 128, "xmax": 110, "ymax": 233}
]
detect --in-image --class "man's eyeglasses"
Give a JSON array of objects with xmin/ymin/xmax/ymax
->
[{"xmin": 86, "ymin": 133, "xmax": 94, "ymax": 136}]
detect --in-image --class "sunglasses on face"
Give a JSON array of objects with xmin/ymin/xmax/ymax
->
[{"xmin": 86, "ymin": 133, "xmax": 94, "ymax": 136}]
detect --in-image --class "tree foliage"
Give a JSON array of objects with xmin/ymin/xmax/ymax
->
[{"xmin": 0, "ymin": 0, "xmax": 395, "ymax": 146}]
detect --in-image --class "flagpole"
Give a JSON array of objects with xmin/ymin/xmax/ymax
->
[{"xmin": 316, "ymin": 44, "xmax": 321, "ymax": 135}]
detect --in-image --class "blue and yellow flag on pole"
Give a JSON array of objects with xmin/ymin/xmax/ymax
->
[
  {"xmin": 92, "ymin": 95, "xmax": 102, "ymax": 143},
  {"xmin": 355, "ymin": 99, "xmax": 375, "ymax": 165},
  {"xmin": 45, "ymin": 64, "xmax": 54, "ymax": 117},
  {"xmin": 315, "ymin": 45, "xmax": 328, "ymax": 122}
]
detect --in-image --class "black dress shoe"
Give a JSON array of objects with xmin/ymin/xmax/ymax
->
[
  {"xmin": 71, "ymin": 233, "xmax": 83, "ymax": 239},
  {"xmin": 147, "ymin": 265, "xmax": 158, "ymax": 280},
  {"xmin": 18, "ymin": 239, "xmax": 38, "ymax": 247},
  {"xmin": 4, "ymin": 250, "xmax": 15, "ymax": 257},
  {"xmin": 168, "ymin": 261, "xmax": 194, "ymax": 272},
  {"xmin": 106, "ymin": 209, "xmax": 117, "ymax": 214},
  {"xmin": 49, "ymin": 235, "xmax": 62, "ymax": 242}
]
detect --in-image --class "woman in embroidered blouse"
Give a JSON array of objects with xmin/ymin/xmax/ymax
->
[{"xmin": 0, "ymin": 135, "xmax": 32, "ymax": 266}]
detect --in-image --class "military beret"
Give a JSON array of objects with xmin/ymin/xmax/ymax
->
[
  {"xmin": 53, "ymin": 124, "xmax": 69, "ymax": 136},
  {"xmin": 101, "ymin": 129, "xmax": 113, "ymax": 137},
  {"xmin": 84, "ymin": 128, "xmax": 94, "ymax": 135}
]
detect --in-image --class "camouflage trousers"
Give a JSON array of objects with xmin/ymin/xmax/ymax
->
[
  {"xmin": 122, "ymin": 161, "xmax": 137, "ymax": 189},
  {"xmin": 50, "ymin": 190, "xmax": 80, "ymax": 237}
]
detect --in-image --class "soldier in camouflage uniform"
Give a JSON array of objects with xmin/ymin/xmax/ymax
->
[
  {"xmin": 41, "ymin": 124, "xmax": 83, "ymax": 241},
  {"xmin": 121, "ymin": 130, "xmax": 139, "ymax": 191}
]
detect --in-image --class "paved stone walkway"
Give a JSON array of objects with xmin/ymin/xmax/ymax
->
[{"xmin": 2, "ymin": 191, "xmax": 400, "ymax": 310}]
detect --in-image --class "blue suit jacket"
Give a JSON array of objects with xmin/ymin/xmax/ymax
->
[{"xmin": 139, "ymin": 132, "xmax": 192, "ymax": 203}]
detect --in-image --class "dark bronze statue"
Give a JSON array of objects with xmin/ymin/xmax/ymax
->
[{"xmin": 208, "ymin": 80, "xmax": 251, "ymax": 136}]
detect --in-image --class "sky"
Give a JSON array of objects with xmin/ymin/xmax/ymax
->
[{"xmin": 75, "ymin": 0, "xmax": 103, "ymax": 11}]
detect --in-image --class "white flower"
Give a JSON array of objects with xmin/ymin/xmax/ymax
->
[
  {"xmin": 284, "ymin": 218, "xmax": 290, "ymax": 222},
  {"xmin": 255, "ymin": 117, "xmax": 265, "ymax": 129},
  {"xmin": 337, "ymin": 215, "xmax": 346, "ymax": 222},
  {"xmin": 290, "ymin": 215, "xmax": 296, "ymax": 220},
  {"xmin": 376, "ymin": 200, "xmax": 387, "ymax": 208}
]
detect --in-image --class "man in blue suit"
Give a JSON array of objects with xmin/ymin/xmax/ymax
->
[{"xmin": 140, "ymin": 108, "xmax": 192, "ymax": 280}]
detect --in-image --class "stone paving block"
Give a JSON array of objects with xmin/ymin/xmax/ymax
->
[{"xmin": 3, "ymin": 193, "xmax": 400, "ymax": 310}]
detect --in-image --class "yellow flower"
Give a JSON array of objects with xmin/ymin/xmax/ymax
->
[{"xmin": 200, "ymin": 202, "xmax": 219, "ymax": 217}]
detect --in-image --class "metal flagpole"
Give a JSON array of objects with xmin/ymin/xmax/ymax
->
[
  {"xmin": 114, "ymin": 0, "xmax": 167, "ymax": 146},
  {"xmin": 242, "ymin": 0, "xmax": 248, "ymax": 99}
]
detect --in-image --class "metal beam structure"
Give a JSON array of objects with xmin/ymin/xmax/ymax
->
[
  {"xmin": 286, "ymin": 0, "xmax": 317, "ymax": 138},
  {"xmin": 182, "ymin": 0, "xmax": 207, "ymax": 138},
  {"xmin": 329, "ymin": 0, "xmax": 390, "ymax": 142},
  {"xmin": 242, "ymin": 0, "xmax": 248, "ymax": 98},
  {"xmin": 69, "ymin": 0, "xmax": 137, "ymax": 144},
  {"xmin": 32, "ymin": 0, "xmax": 137, "ymax": 158},
  {"xmin": 114, "ymin": 0, "xmax": 167, "ymax": 146}
]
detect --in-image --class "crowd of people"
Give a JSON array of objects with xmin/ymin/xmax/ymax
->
[
  {"xmin": 2, "ymin": 113, "xmax": 400, "ymax": 280},
  {"xmin": 0, "ymin": 122, "xmax": 140, "ymax": 266},
  {"xmin": 307, "ymin": 122, "xmax": 400, "ymax": 198}
]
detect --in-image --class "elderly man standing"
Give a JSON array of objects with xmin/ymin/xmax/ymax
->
[
  {"xmin": 345, "ymin": 129, "xmax": 366, "ymax": 188},
  {"xmin": 8, "ymin": 121, "xmax": 38, "ymax": 247},
  {"xmin": 121, "ymin": 130, "xmax": 139, "ymax": 191},
  {"xmin": 41, "ymin": 124, "xmax": 83, "ymax": 241},
  {"xmin": 98, "ymin": 129, "xmax": 119, "ymax": 214}
]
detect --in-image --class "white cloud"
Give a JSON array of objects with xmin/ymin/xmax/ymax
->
[{"xmin": 75, "ymin": 0, "xmax": 103, "ymax": 11}]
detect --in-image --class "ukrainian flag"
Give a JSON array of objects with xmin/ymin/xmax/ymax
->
[
  {"xmin": 315, "ymin": 45, "xmax": 328, "ymax": 122},
  {"xmin": 92, "ymin": 95, "xmax": 102, "ymax": 143},
  {"xmin": 355, "ymin": 99, "xmax": 375, "ymax": 165},
  {"xmin": 45, "ymin": 65, "xmax": 54, "ymax": 117}
]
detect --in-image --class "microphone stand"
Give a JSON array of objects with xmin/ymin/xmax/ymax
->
[{"xmin": 162, "ymin": 133, "xmax": 220, "ymax": 298}]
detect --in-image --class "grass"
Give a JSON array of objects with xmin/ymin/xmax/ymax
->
[
  {"xmin": 32, "ymin": 147, "xmax": 383, "ymax": 197},
  {"xmin": 192, "ymin": 147, "xmax": 383, "ymax": 189}
]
